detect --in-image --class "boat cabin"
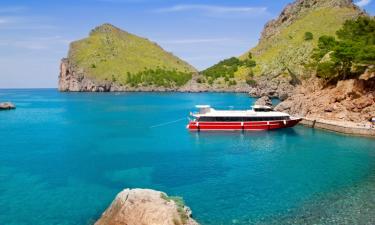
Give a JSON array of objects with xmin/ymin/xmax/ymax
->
[{"xmin": 193, "ymin": 105, "xmax": 289, "ymax": 122}]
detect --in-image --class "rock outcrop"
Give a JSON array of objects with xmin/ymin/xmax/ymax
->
[
  {"xmin": 95, "ymin": 189, "xmax": 199, "ymax": 225},
  {"xmin": 0, "ymin": 102, "xmax": 16, "ymax": 110},
  {"xmin": 59, "ymin": 58, "xmax": 112, "ymax": 92},
  {"xmin": 249, "ymin": 76, "xmax": 295, "ymax": 100},
  {"xmin": 275, "ymin": 74, "xmax": 375, "ymax": 126},
  {"xmin": 254, "ymin": 96, "xmax": 273, "ymax": 107}
]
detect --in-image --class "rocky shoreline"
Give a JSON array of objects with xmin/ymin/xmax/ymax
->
[
  {"xmin": 59, "ymin": 58, "xmax": 257, "ymax": 93},
  {"xmin": 60, "ymin": 58, "xmax": 298, "ymax": 96},
  {"xmin": 274, "ymin": 73, "xmax": 375, "ymax": 137}
]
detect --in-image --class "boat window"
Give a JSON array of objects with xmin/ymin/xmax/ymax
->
[
  {"xmin": 198, "ymin": 117, "xmax": 215, "ymax": 122},
  {"xmin": 254, "ymin": 108, "xmax": 274, "ymax": 112}
]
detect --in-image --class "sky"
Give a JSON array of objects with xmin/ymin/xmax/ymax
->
[{"xmin": 0, "ymin": 0, "xmax": 374, "ymax": 88}]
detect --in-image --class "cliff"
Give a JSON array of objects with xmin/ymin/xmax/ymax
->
[
  {"xmin": 59, "ymin": 24, "xmax": 197, "ymax": 92},
  {"xmin": 95, "ymin": 189, "xmax": 199, "ymax": 225},
  {"xmin": 275, "ymin": 69, "xmax": 375, "ymax": 128},
  {"xmin": 245, "ymin": 0, "xmax": 364, "ymax": 98}
]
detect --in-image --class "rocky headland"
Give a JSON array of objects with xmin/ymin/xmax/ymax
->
[
  {"xmin": 95, "ymin": 189, "xmax": 199, "ymax": 225},
  {"xmin": 59, "ymin": 23, "xmax": 197, "ymax": 92}
]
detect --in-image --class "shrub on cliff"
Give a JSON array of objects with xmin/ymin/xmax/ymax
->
[
  {"xmin": 304, "ymin": 32, "xmax": 314, "ymax": 41},
  {"xmin": 312, "ymin": 16, "xmax": 375, "ymax": 82},
  {"xmin": 246, "ymin": 77, "xmax": 257, "ymax": 86}
]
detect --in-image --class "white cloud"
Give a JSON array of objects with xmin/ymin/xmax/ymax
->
[
  {"xmin": 97, "ymin": 0, "xmax": 147, "ymax": 2},
  {"xmin": 0, "ymin": 16, "xmax": 18, "ymax": 25},
  {"xmin": 159, "ymin": 38, "xmax": 234, "ymax": 44},
  {"xmin": 155, "ymin": 4, "xmax": 268, "ymax": 16},
  {"xmin": 0, "ymin": 36, "xmax": 71, "ymax": 50},
  {"xmin": 355, "ymin": 0, "xmax": 372, "ymax": 7},
  {"xmin": 0, "ymin": 18, "xmax": 8, "ymax": 24},
  {"xmin": 0, "ymin": 16, "xmax": 57, "ymax": 30},
  {"xmin": 0, "ymin": 6, "xmax": 27, "ymax": 13}
]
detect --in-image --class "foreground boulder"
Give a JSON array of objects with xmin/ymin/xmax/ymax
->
[
  {"xmin": 0, "ymin": 102, "xmax": 16, "ymax": 110},
  {"xmin": 95, "ymin": 189, "xmax": 199, "ymax": 225}
]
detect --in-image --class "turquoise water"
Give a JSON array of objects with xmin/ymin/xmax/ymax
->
[{"xmin": 0, "ymin": 89, "xmax": 374, "ymax": 225}]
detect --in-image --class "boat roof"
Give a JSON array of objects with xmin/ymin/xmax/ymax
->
[
  {"xmin": 193, "ymin": 108, "xmax": 290, "ymax": 117},
  {"xmin": 252, "ymin": 105, "xmax": 272, "ymax": 109},
  {"xmin": 195, "ymin": 105, "xmax": 211, "ymax": 108}
]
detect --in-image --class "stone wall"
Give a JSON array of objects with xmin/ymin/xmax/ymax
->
[{"xmin": 301, "ymin": 118, "xmax": 375, "ymax": 137}]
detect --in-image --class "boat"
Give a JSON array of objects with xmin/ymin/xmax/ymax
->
[{"xmin": 187, "ymin": 105, "xmax": 302, "ymax": 131}]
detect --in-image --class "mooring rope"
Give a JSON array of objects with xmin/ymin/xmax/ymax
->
[{"xmin": 150, "ymin": 117, "xmax": 187, "ymax": 129}]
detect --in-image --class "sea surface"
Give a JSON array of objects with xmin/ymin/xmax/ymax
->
[{"xmin": 0, "ymin": 89, "xmax": 374, "ymax": 225}]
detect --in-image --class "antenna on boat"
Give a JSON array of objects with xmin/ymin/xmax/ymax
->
[{"xmin": 149, "ymin": 117, "xmax": 187, "ymax": 129}]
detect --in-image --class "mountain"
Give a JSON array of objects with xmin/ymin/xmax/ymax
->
[
  {"xmin": 59, "ymin": 0, "xmax": 366, "ymax": 93},
  {"xmin": 199, "ymin": 0, "xmax": 365, "ymax": 96},
  {"xmin": 200, "ymin": 0, "xmax": 365, "ymax": 97},
  {"xmin": 59, "ymin": 24, "xmax": 197, "ymax": 92},
  {"xmin": 246, "ymin": 0, "xmax": 364, "ymax": 78}
]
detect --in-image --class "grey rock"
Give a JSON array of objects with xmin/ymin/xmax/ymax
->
[
  {"xmin": 0, "ymin": 102, "xmax": 16, "ymax": 110},
  {"xmin": 248, "ymin": 76, "xmax": 295, "ymax": 99},
  {"xmin": 255, "ymin": 96, "xmax": 273, "ymax": 107}
]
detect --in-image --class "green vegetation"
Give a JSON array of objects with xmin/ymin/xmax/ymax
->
[
  {"xmin": 201, "ymin": 53, "xmax": 256, "ymax": 85},
  {"xmin": 246, "ymin": 76, "xmax": 257, "ymax": 86},
  {"xmin": 312, "ymin": 16, "xmax": 375, "ymax": 82},
  {"xmin": 244, "ymin": 7, "xmax": 362, "ymax": 77},
  {"xmin": 69, "ymin": 23, "xmax": 196, "ymax": 87},
  {"xmin": 304, "ymin": 32, "xmax": 314, "ymax": 41},
  {"xmin": 160, "ymin": 193, "xmax": 188, "ymax": 225},
  {"xmin": 126, "ymin": 68, "xmax": 192, "ymax": 88}
]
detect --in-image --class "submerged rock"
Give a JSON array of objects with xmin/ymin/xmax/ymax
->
[
  {"xmin": 0, "ymin": 102, "xmax": 16, "ymax": 110},
  {"xmin": 95, "ymin": 189, "xmax": 199, "ymax": 225}
]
